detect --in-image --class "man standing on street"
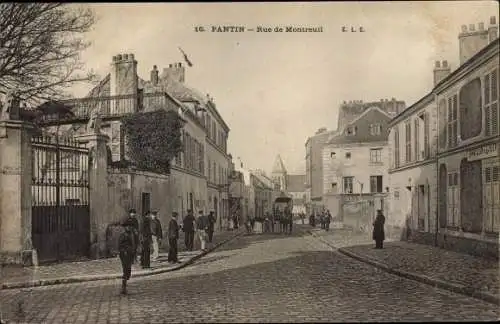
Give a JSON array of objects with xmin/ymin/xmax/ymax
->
[
  {"xmin": 183, "ymin": 209, "xmax": 196, "ymax": 251},
  {"xmin": 207, "ymin": 211, "xmax": 216, "ymax": 243},
  {"xmin": 196, "ymin": 210, "xmax": 209, "ymax": 251},
  {"xmin": 118, "ymin": 217, "xmax": 137, "ymax": 295},
  {"xmin": 168, "ymin": 212, "xmax": 180, "ymax": 263},
  {"xmin": 140, "ymin": 211, "xmax": 152, "ymax": 269},
  {"xmin": 127, "ymin": 209, "xmax": 140, "ymax": 263},
  {"xmin": 373, "ymin": 209, "xmax": 386, "ymax": 249},
  {"xmin": 150, "ymin": 211, "xmax": 163, "ymax": 261},
  {"xmin": 325, "ymin": 210, "xmax": 332, "ymax": 231}
]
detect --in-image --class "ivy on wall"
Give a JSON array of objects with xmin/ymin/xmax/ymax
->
[{"xmin": 121, "ymin": 109, "xmax": 184, "ymax": 174}]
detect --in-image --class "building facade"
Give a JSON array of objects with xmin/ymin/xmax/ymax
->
[
  {"xmin": 388, "ymin": 16, "xmax": 499, "ymax": 258},
  {"xmin": 286, "ymin": 174, "xmax": 306, "ymax": 215},
  {"xmin": 322, "ymin": 107, "xmax": 392, "ymax": 227}
]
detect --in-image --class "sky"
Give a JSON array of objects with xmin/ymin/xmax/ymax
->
[{"xmin": 70, "ymin": 1, "xmax": 499, "ymax": 175}]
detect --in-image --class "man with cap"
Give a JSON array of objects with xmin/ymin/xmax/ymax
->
[
  {"xmin": 127, "ymin": 209, "xmax": 140, "ymax": 263},
  {"xmin": 118, "ymin": 217, "xmax": 137, "ymax": 295},
  {"xmin": 168, "ymin": 212, "xmax": 180, "ymax": 263},
  {"xmin": 207, "ymin": 211, "xmax": 216, "ymax": 243},
  {"xmin": 140, "ymin": 211, "xmax": 153, "ymax": 269},
  {"xmin": 150, "ymin": 210, "xmax": 163, "ymax": 261},
  {"xmin": 196, "ymin": 210, "xmax": 209, "ymax": 251},
  {"xmin": 182, "ymin": 209, "xmax": 196, "ymax": 251}
]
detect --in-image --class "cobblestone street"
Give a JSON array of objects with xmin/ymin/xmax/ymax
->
[{"xmin": 1, "ymin": 226, "xmax": 498, "ymax": 323}]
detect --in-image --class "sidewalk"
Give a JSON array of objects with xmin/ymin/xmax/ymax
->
[
  {"xmin": 0, "ymin": 229, "xmax": 243, "ymax": 290},
  {"xmin": 308, "ymin": 228, "xmax": 499, "ymax": 305}
]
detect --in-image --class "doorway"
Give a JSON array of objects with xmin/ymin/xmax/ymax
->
[{"xmin": 142, "ymin": 192, "xmax": 151, "ymax": 216}]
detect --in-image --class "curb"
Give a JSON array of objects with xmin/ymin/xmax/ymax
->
[
  {"xmin": 306, "ymin": 229, "xmax": 499, "ymax": 306},
  {"xmin": 1, "ymin": 231, "xmax": 244, "ymax": 290}
]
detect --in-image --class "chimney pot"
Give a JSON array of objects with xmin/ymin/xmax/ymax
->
[
  {"xmin": 435, "ymin": 60, "xmax": 441, "ymax": 68},
  {"xmin": 469, "ymin": 24, "xmax": 475, "ymax": 31},
  {"xmin": 153, "ymin": 65, "xmax": 157, "ymax": 70},
  {"xmin": 442, "ymin": 60, "xmax": 448, "ymax": 68},
  {"xmin": 117, "ymin": 54, "xmax": 122, "ymax": 61},
  {"xmin": 461, "ymin": 25, "xmax": 467, "ymax": 32},
  {"xmin": 479, "ymin": 22, "xmax": 485, "ymax": 31},
  {"xmin": 169, "ymin": 64, "xmax": 172, "ymax": 68},
  {"xmin": 123, "ymin": 54, "xmax": 128, "ymax": 60},
  {"xmin": 380, "ymin": 99, "xmax": 383, "ymax": 102},
  {"xmin": 392, "ymin": 97, "xmax": 395, "ymax": 101},
  {"xmin": 491, "ymin": 16, "xmax": 497, "ymax": 25}
]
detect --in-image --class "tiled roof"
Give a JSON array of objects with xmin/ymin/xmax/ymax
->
[
  {"xmin": 327, "ymin": 107, "xmax": 392, "ymax": 145},
  {"xmin": 286, "ymin": 174, "xmax": 306, "ymax": 192}
]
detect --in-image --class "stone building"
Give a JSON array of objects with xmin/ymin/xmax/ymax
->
[
  {"xmin": 322, "ymin": 107, "xmax": 393, "ymax": 228},
  {"xmin": 286, "ymin": 174, "xmax": 306, "ymax": 215},
  {"xmin": 388, "ymin": 16, "xmax": 499, "ymax": 258}
]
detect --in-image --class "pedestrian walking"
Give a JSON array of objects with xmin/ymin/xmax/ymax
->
[
  {"xmin": 325, "ymin": 210, "xmax": 332, "ymax": 231},
  {"xmin": 150, "ymin": 211, "xmax": 163, "ymax": 261},
  {"xmin": 249, "ymin": 214, "xmax": 256, "ymax": 233},
  {"xmin": 196, "ymin": 210, "xmax": 209, "ymax": 251},
  {"xmin": 207, "ymin": 211, "xmax": 216, "ymax": 243},
  {"xmin": 140, "ymin": 211, "xmax": 152, "ymax": 269},
  {"xmin": 373, "ymin": 209, "xmax": 386, "ymax": 249},
  {"xmin": 309, "ymin": 212, "xmax": 315, "ymax": 227},
  {"xmin": 168, "ymin": 212, "xmax": 180, "ymax": 263},
  {"xmin": 118, "ymin": 217, "xmax": 138, "ymax": 295},
  {"xmin": 182, "ymin": 210, "xmax": 196, "ymax": 251}
]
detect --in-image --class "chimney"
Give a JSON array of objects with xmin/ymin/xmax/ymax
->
[
  {"xmin": 110, "ymin": 53, "xmax": 138, "ymax": 97},
  {"xmin": 162, "ymin": 62, "xmax": 185, "ymax": 83},
  {"xmin": 488, "ymin": 16, "xmax": 498, "ymax": 43},
  {"xmin": 433, "ymin": 60, "xmax": 451, "ymax": 86},
  {"xmin": 458, "ymin": 20, "xmax": 490, "ymax": 65},
  {"xmin": 150, "ymin": 65, "xmax": 159, "ymax": 86}
]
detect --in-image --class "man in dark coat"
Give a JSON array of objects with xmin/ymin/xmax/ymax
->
[
  {"xmin": 150, "ymin": 211, "xmax": 163, "ymax": 261},
  {"xmin": 127, "ymin": 209, "xmax": 140, "ymax": 263},
  {"xmin": 140, "ymin": 211, "xmax": 152, "ymax": 269},
  {"xmin": 325, "ymin": 210, "xmax": 332, "ymax": 231},
  {"xmin": 182, "ymin": 210, "xmax": 196, "ymax": 251},
  {"xmin": 168, "ymin": 212, "xmax": 180, "ymax": 263},
  {"xmin": 373, "ymin": 209, "xmax": 386, "ymax": 249},
  {"xmin": 207, "ymin": 211, "xmax": 216, "ymax": 243},
  {"xmin": 118, "ymin": 217, "xmax": 137, "ymax": 295}
]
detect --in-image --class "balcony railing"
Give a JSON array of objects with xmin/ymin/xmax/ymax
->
[{"xmin": 37, "ymin": 92, "xmax": 179, "ymax": 124}]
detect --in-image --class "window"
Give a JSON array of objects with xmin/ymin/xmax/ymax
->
[
  {"xmin": 331, "ymin": 183, "xmax": 338, "ymax": 192},
  {"xmin": 330, "ymin": 152, "xmax": 336, "ymax": 158},
  {"xmin": 394, "ymin": 128, "xmax": 400, "ymax": 168},
  {"xmin": 369, "ymin": 124, "xmax": 382, "ymax": 136},
  {"xmin": 370, "ymin": 148, "xmax": 382, "ymax": 163},
  {"xmin": 447, "ymin": 95, "xmax": 458, "ymax": 148},
  {"xmin": 343, "ymin": 176, "xmax": 354, "ymax": 194},
  {"xmin": 213, "ymin": 162, "xmax": 216, "ymax": 183},
  {"xmin": 345, "ymin": 152, "xmax": 351, "ymax": 159},
  {"xmin": 208, "ymin": 158, "xmax": 211, "ymax": 180},
  {"xmin": 346, "ymin": 126, "xmax": 357, "ymax": 136},
  {"xmin": 370, "ymin": 175, "xmax": 383, "ymax": 193},
  {"xmin": 423, "ymin": 112, "xmax": 430, "ymax": 159},
  {"xmin": 405, "ymin": 120, "xmax": 412, "ymax": 163},
  {"xmin": 484, "ymin": 164, "xmax": 500, "ymax": 233},
  {"xmin": 438, "ymin": 99, "xmax": 447, "ymax": 150},
  {"xmin": 485, "ymin": 68, "xmax": 499, "ymax": 137},
  {"xmin": 414, "ymin": 118, "xmax": 420, "ymax": 160},
  {"xmin": 447, "ymin": 172, "xmax": 459, "ymax": 228},
  {"xmin": 212, "ymin": 121, "xmax": 217, "ymax": 142},
  {"xmin": 199, "ymin": 144, "xmax": 204, "ymax": 173},
  {"xmin": 459, "ymin": 78, "xmax": 482, "ymax": 140}
]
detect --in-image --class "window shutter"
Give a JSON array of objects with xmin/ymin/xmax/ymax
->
[
  {"xmin": 492, "ymin": 103, "xmax": 498, "ymax": 136},
  {"xmin": 486, "ymin": 106, "xmax": 492, "ymax": 137}
]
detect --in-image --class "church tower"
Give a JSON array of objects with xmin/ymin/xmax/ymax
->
[{"xmin": 271, "ymin": 154, "xmax": 287, "ymax": 192}]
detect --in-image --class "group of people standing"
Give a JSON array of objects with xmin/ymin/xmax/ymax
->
[
  {"xmin": 117, "ymin": 208, "xmax": 217, "ymax": 295},
  {"xmin": 309, "ymin": 209, "xmax": 333, "ymax": 231}
]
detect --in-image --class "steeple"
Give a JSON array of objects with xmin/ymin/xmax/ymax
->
[{"xmin": 271, "ymin": 154, "xmax": 287, "ymax": 175}]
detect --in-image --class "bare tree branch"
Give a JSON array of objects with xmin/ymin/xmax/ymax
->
[{"xmin": 0, "ymin": 3, "xmax": 96, "ymax": 105}]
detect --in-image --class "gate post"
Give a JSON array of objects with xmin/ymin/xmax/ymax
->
[
  {"xmin": 0, "ymin": 120, "xmax": 37, "ymax": 266},
  {"xmin": 76, "ymin": 132, "xmax": 110, "ymax": 259}
]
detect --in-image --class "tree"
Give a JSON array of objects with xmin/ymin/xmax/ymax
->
[
  {"xmin": 0, "ymin": 3, "xmax": 96, "ymax": 104},
  {"xmin": 122, "ymin": 109, "xmax": 184, "ymax": 174}
]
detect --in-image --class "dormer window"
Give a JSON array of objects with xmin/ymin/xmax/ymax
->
[
  {"xmin": 346, "ymin": 126, "xmax": 357, "ymax": 136},
  {"xmin": 369, "ymin": 124, "xmax": 382, "ymax": 136}
]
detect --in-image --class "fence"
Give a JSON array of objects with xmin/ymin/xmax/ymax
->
[{"xmin": 31, "ymin": 134, "xmax": 90, "ymax": 263}]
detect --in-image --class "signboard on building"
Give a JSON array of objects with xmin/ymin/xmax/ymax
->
[{"xmin": 467, "ymin": 143, "xmax": 497, "ymax": 161}]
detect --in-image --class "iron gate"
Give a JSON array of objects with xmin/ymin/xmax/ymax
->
[{"xmin": 31, "ymin": 134, "xmax": 90, "ymax": 263}]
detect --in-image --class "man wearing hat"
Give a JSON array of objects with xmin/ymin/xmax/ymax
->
[
  {"xmin": 150, "ymin": 211, "xmax": 163, "ymax": 261},
  {"xmin": 168, "ymin": 212, "xmax": 180, "ymax": 263},
  {"xmin": 118, "ymin": 217, "xmax": 138, "ymax": 295},
  {"xmin": 207, "ymin": 211, "xmax": 216, "ymax": 243},
  {"xmin": 196, "ymin": 210, "xmax": 209, "ymax": 251},
  {"xmin": 126, "ymin": 209, "xmax": 140, "ymax": 263}
]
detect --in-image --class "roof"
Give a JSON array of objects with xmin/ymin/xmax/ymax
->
[
  {"xmin": 271, "ymin": 155, "xmax": 287, "ymax": 174},
  {"xmin": 286, "ymin": 174, "xmax": 306, "ymax": 192},
  {"xmin": 327, "ymin": 107, "xmax": 392, "ymax": 145}
]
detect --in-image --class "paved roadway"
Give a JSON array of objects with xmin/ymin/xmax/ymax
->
[{"xmin": 1, "ymin": 225, "xmax": 498, "ymax": 323}]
